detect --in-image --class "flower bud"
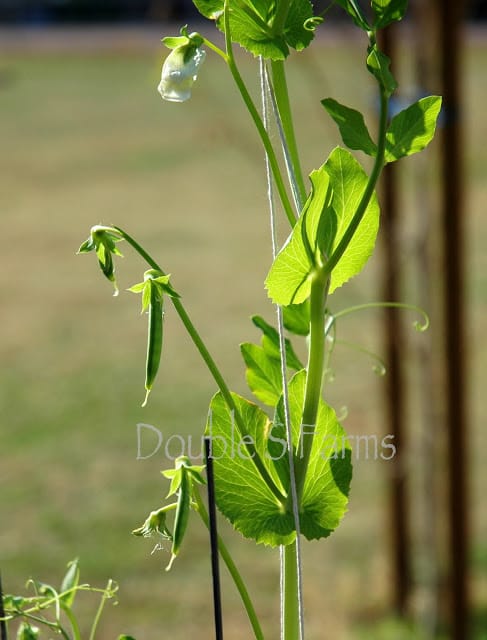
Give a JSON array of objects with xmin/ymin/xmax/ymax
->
[{"xmin": 158, "ymin": 45, "xmax": 206, "ymax": 103}]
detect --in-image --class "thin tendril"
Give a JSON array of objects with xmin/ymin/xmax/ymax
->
[
  {"xmin": 260, "ymin": 56, "xmax": 304, "ymax": 640},
  {"xmin": 334, "ymin": 339, "xmax": 387, "ymax": 376},
  {"xmin": 332, "ymin": 301, "xmax": 430, "ymax": 331}
]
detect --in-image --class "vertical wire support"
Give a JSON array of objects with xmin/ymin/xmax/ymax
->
[
  {"xmin": 260, "ymin": 57, "xmax": 304, "ymax": 640},
  {"xmin": 204, "ymin": 437, "xmax": 224, "ymax": 640},
  {"xmin": 378, "ymin": 25, "xmax": 411, "ymax": 618},
  {"xmin": 437, "ymin": 1, "xmax": 470, "ymax": 637}
]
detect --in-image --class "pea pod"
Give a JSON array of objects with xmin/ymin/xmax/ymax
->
[
  {"xmin": 166, "ymin": 466, "xmax": 190, "ymax": 571},
  {"xmin": 128, "ymin": 269, "xmax": 180, "ymax": 407},
  {"xmin": 162, "ymin": 457, "xmax": 205, "ymax": 571},
  {"xmin": 143, "ymin": 278, "xmax": 164, "ymax": 407}
]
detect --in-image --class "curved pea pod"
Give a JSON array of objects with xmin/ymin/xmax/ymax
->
[
  {"xmin": 128, "ymin": 270, "xmax": 180, "ymax": 407},
  {"xmin": 158, "ymin": 44, "xmax": 206, "ymax": 103}
]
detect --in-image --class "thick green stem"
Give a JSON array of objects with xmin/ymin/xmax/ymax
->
[
  {"xmin": 113, "ymin": 226, "xmax": 286, "ymax": 505},
  {"xmin": 294, "ymin": 269, "xmax": 329, "ymax": 502},
  {"xmin": 223, "ymin": 1, "xmax": 296, "ymax": 227},
  {"xmin": 323, "ymin": 89, "xmax": 389, "ymax": 277},
  {"xmin": 270, "ymin": 60, "xmax": 307, "ymax": 209},
  {"xmin": 272, "ymin": 0, "xmax": 292, "ymax": 35},
  {"xmin": 283, "ymin": 542, "xmax": 300, "ymax": 640},
  {"xmin": 194, "ymin": 491, "xmax": 265, "ymax": 640}
]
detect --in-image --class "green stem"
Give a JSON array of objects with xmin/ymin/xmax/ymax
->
[
  {"xmin": 272, "ymin": 0, "xmax": 292, "ymax": 35},
  {"xmin": 283, "ymin": 542, "xmax": 300, "ymax": 640},
  {"xmin": 223, "ymin": 1, "xmax": 296, "ymax": 227},
  {"xmin": 63, "ymin": 607, "xmax": 82, "ymax": 640},
  {"xmin": 193, "ymin": 491, "xmax": 265, "ymax": 640},
  {"xmin": 113, "ymin": 226, "xmax": 286, "ymax": 506},
  {"xmin": 293, "ymin": 89, "xmax": 389, "ymax": 500},
  {"xmin": 294, "ymin": 269, "xmax": 329, "ymax": 502},
  {"xmin": 270, "ymin": 60, "xmax": 307, "ymax": 209},
  {"xmin": 323, "ymin": 89, "xmax": 389, "ymax": 278},
  {"xmin": 88, "ymin": 580, "xmax": 113, "ymax": 640}
]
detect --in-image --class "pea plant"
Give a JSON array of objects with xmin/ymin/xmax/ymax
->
[
  {"xmin": 0, "ymin": 559, "xmax": 133, "ymax": 640},
  {"xmin": 78, "ymin": 0, "xmax": 440, "ymax": 637}
]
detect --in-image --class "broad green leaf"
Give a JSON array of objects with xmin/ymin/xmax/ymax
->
[
  {"xmin": 206, "ymin": 391, "xmax": 296, "ymax": 546},
  {"xmin": 324, "ymin": 147, "xmax": 380, "ymax": 293},
  {"xmin": 385, "ymin": 96, "xmax": 442, "ymax": 163},
  {"xmin": 284, "ymin": 0, "xmax": 315, "ymax": 52},
  {"xmin": 366, "ymin": 44, "xmax": 397, "ymax": 96},
  {"xmin": 193, "ymin": 0, "xmax": 314, "ymax": 60},
  {"xmin": 372, "ymin": 0, "xmax": 408, "ymax": 29},
  {"xmin": 265, "ymin": 166, "xmax": 334, "ymax": 305},
  {"xmin": 334, "ymin": 0, "xmax": 370, "ymax": 30},
  {"xmin": 241, "ymin": 343, "xmax": 282, "ymax": 406},
  {"xmin": 282, "ymin": 301, "xmax": 310, "ymax": 336},
  {"xmin": 192, "ymin": 0, "xmax": 223, "ymax": 19},
  {"xmin": 251, "ymin": 315, "xmax": 304, "ymax": 371},
  {"xmin": 321, "ymin": 98, "xmax": 377, "ymax": 157},
  {"xmin": 59, "ymin": 558, "xmax": 80, "ymax": 608},
  {"xmin": 272, "ymin": 371, "xmax": 352, "ymax": 540}
]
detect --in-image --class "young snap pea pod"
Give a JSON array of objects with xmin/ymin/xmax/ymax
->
[
  {"xmin": 162, "ymin": 457, "xmax": 206, "ymax": 571},
  {"xmin": 144, "ymin": 277, "xmax": 164, "ymax": 407},
  {"xmin": 128, "ymin": 269, "xmax": 180, "ymax": 407}
]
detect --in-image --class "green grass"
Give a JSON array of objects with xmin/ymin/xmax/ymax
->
[{"xmin": 0, "ymin": 27, "xmax": 486, "ymax": 639}]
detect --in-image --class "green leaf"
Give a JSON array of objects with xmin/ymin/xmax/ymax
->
[
  {"xmin": 284, "ymin": 0, "xmax": 315, "ymax": 52},
  {"xmin": 385, "ymin": 96, "xmax": 442, "ymax": 163},
  {"xmin": 366, "ymin": 45, "xmax": 397, "ymax": 97},
  {"xmin": 206, "ymin": 391, "xmax": 295, "ymax": 546},
  {"xmin": 372, "ymin": 0, "xmax": 408, "ymax": 29},
  {"xmin": 118, "ymin": 636, "xmax": 137, "ymax": 640},
  {"xmin": 59, "ymin": 558, "xmax": 80, "ymax": 608},
  {"xmin": 321, "ymin": 98, "xmax": 377, "ymax": 157},
  {"xmin": 162, "ymin": 35, "xmax": 190, "ymax": 49},
  {"xmin": 241, "ymin": 343, "xmax": 283, "ymax": 406},
  {"xmin": 334, "ymin": 0, "xmax": 370, "ymax": 30},
  {"xmin": 324, "ymin": 147, "xmax": 380, "ymax": 293},
  {"xmin": 206, "ymin": 374, "xmax": 352, "ymax": 545},
  {"xmin": 282, "ymin": 301, "xmax": 310, "ymax": 336},
  {"xmin": 272, "ymin": 371, "xmax": 352, "ymax": 540},
  {"xmin": 193, "ymin": 0, "xmax": 224, "ymax": 20},
  {"xmin": 251, "ymin": 315, "xmax": 304, "ymax": 371},
  {"xmin": 194, "ymin": 0, "xmax": 314, "ymax": 60},
  {"xmin": 265, "ymin": 166, "xmax": 334, "ymax": 305}
]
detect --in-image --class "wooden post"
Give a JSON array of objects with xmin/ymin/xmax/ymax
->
[
  {"xmin": 379, "ymin": 24, "xmax": 411, "ymax": 617},
  {"xmin": 438, "ymin": 0, "xmax": 470, "ymax": 637}
]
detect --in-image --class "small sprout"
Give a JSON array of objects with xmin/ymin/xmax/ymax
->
[
  {"xmin": 77, "ymin": 225, "xmax": 123, "ymax": 296},
  {"xmin": 158, "ymin": 28, "xmax": 206, "ymax": 103},
  {"xmin": 132, "ymin": 508, "xmax": 172, "ymax": 540}
]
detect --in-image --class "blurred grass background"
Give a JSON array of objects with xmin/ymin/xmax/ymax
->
[{"xmin": 0, "ymin": 23, "xmax": 486, "ymax": 639}]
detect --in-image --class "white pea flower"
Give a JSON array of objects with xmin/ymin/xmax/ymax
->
[{"xmin": 158, "ymin": 44, "xmax": 206, "ymax": 103}]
